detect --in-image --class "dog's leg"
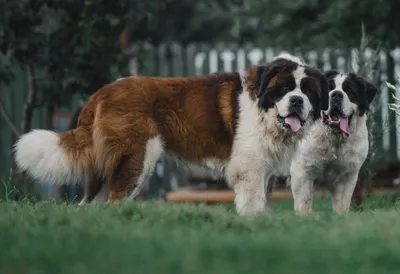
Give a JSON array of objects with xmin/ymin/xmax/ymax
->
[
  {"xmin": 226, "ymin": 157, "xmax": 267, "ymax": 216},
  {"xmin": 290, "ymin": 167, "xmax": 315, "ymax": 214},
  {"xmin": 91, "ymin": 184, "xmax": 108, "ymax": 204},
  {"xmin": 107, "ymin": 136, "xmax": 163, "ymax": 205},
  {"xmin": 233, "ymin": 170, "xmax": 267, "ymax": 216},
  {"xmin": 330, "ymin": 172, "xmax": 359, "ymax": 215},
  {"xmin": 78, "ymin": 175, "xmax": 105, "ymax": 206}
]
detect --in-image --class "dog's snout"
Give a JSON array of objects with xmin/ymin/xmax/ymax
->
[
  {"xmin": 331, "ymin": 90, "xmax": 343, "ymax": 101},
  {"xmin": 289, "ymin": 96, "xmax": 304, "ymax": 107}
]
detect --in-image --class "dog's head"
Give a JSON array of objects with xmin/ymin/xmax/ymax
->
[
  {"xmin": 322, "ymin": 70, "xmax": 378, "ymax": 137},
  {"xmin": 255, "ymin": 54, "xmax": 329, "ymax": 134}
]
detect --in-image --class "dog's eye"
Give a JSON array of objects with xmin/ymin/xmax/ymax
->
[{"xmin": 283, "ymin": 84, "xmax": 291, "ymax": 92}]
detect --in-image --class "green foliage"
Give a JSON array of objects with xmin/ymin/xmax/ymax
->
[
  {"xmin": 0, "ymin": 197, "xmax": 399, "ymax": 274},
  {"xmin": 0, "ymin": 169, "xmax": 39, "ymax": 202},
  {"xmin": 238, "ymin": 0, "xmax": 400, "ymax": 49},
  {"xmin": 386, "ymin": 74, "xmax": 400, "ymax": 204},
  {"xmin": 126, "ymin": 0, "xmax": 239, "ymax": 45},
  {"xmin": 0, "ymin": 0, "xmax": 169, "ymax": 105},
  {"xmin": 353, "ymin": 27, "xmax": 383, "ymax": 192},
  {"xmin": 387, "ymin": 73, "xmax": 400, "ymax": 115}
]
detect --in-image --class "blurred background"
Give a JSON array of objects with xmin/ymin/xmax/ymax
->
[{"xmin": 1, "ymin": 0, "xmax": 400, "ymax": 206}]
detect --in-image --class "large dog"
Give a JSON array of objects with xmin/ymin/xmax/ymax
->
[
  {"xmin": 290, "ymin": 70, "xmax": 378, "ymax": 214},
  {"xmin": 14, "ymin": 53, "xmax": 328, "ymax": 215}
]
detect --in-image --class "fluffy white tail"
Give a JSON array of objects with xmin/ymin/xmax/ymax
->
[{"xmin": 14, "ymin": 129, "xmax": 85, "ymax": 185}]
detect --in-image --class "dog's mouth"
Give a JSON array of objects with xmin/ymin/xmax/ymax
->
[
  {"xmin": 322, "ymin": 107, "xmax": 353, "ymax": 137},
  {"xmin": 278, "ymin": 113, "xmax": 305, "ymax": 133}
]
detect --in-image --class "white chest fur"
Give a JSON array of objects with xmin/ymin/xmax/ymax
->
[
  {"xmin": 227, "ymin": 91, "xmax": 309, "ymax": 181},
  {"xmin": 290, "ymin": 115, "xmax": 370, "ymax": 215},
  {"xmin": 293, "ymin": 116, "xmax": 369, "ymax": 176}
]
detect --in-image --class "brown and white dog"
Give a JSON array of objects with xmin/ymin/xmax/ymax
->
[{"xmin": 14, "ymin": 53, "xmax": 328, "ymax": 215}]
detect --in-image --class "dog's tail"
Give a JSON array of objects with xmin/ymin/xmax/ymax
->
[{"xmin": 14, "ymin": 127, "xmax": 93, "ymax": 185}]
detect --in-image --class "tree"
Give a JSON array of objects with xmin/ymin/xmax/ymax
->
[
  {"xmin": 236, "ymin": 0, "xmax": 400, "ymax": 49},
  {"xmin": 121, "ymin": 0, "xmax": 240, "ymax": 47},
  {"xmin": 0, "ymin": 0, "xmax": 170, "ymax": 135}
]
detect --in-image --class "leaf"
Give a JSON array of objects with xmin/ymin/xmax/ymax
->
[{"xmin": 386, "ymin": 81, "xmax": 397, "ymax": 91}]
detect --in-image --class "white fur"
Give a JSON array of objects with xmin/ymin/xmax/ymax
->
[
  {"xmin": 226, "ymin": 67, "xmax": 314, "ymax": 215},
  {"xmin": 14, "ymin": 130, "xmax": 85, "ymax": 185},
  {"xmin": 128, "ymin": 135, "xmax": 164, "ymax": 199},
  {"xmin": 290, "ymin": 74, "xmax": 370, "ymax": 215},
  {"xmin": 78, "ymin": 184, "xmax": 108, "ymax": 206}
]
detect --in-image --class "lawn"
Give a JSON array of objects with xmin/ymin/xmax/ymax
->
[{"xmin": 0, "ymin": 196, "xmax": 399, "ymax": 274}]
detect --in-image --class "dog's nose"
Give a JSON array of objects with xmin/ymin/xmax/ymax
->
[
  {"xmin": 290, "ymin": 96, "xmax": 304, "ymax": 107},
  {"xmin": 331, "ymin": 90, "xmax": 343, "ymax": 101}
]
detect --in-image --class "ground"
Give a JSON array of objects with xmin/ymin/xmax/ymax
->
[{"xmin": 0, "ymin": 196, "xmax": 399, "ymax": 274}]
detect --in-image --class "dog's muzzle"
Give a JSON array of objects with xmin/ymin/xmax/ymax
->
[
  {"xmin": 323, "ymin": 90, "xmax": 352, "ymax": 137},
  {"xmin": 278, "ymin": 95, "xmax": 305, "ymax": 133}
]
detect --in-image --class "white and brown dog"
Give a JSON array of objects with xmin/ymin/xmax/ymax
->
[
  {"xmin": 290, "ymin": 70, "xmax": 378, "ymax": 214},
  {"xmin": 14, "ymin": 54, "xmax": 328, "ymax": 215}
]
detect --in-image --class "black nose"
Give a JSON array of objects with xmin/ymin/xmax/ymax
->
[
  {"xmin": 290, "ymin": 96, "xmax": 303, "ymax": 107},
  {"xmin": 331, "ymin": 90, "xmax": 343, "ymax": 101}
]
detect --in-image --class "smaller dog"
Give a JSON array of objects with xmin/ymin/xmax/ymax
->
[{"xmin": 290, "ymin": 70, "xmax": 378, "ymax": 214}]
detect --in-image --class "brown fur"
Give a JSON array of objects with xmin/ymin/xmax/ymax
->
[
  {"xmin": 59, "ymin": 72, "xmax": 243, "ymax": 204},
  {"xmin": 244, "ymin": 67, "xmax": 258, "ymax": 100}
]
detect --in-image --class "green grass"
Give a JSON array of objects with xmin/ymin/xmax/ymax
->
[{"xmin": 0, "ymin": 196, "xmax": 399, "ymax": 274}]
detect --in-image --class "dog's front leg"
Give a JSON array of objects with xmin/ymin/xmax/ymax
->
[
  {"xmin": 231, "ymin": 168, "xmax": 267, "ymax": 216},
  {"xmin": 290, "ymin": 167, "xmax": 315, "ymax": 215},
  {"xmin": 330, "ymin": 172, "xmax": 359, "ymax": 215}
]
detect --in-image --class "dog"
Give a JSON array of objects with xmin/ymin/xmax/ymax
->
[
  {"xmin": 290, "ymin": 70, "xmax": 378, "ymax": 214},
  {"xmin": 14, "ymin": 53, "xmax": 328, "ymax": 216}
]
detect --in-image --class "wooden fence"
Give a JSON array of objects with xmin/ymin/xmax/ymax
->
[{"xmin": 1, "ymin": 44, "xmax": 400, "ymax": 185}]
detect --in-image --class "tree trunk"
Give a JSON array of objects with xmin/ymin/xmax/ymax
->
[
  {"xmin": 21, "ymin": 65, "xmax": 38, "ymax": 134},
  {"xmin": 45, "ymin": 104, "xmax": 55, "ymax": 130}
]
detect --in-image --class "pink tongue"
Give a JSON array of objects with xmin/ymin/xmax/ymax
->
[
  {"xmin": 339, "ymin": 117, "xmax": 351, "ymax": 137},
  {"xmin": 284, "ymin": 117, "xmax": 302, "ymax": 132}
]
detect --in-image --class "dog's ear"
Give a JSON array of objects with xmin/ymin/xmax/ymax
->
[
  {"xmin": 350, "ymin": 73, "xmax": 379, "ymax": 116},
  {"xmin": 256, "ymin": 64, "xmax": 282, "ymax": 97},
  {"xmin": 365, "ymin": 81, "xmax": 379, "ymax": 105},
  {"xmin": 255, "ymin": 62, "xmax": 284, "ymax": 109}
]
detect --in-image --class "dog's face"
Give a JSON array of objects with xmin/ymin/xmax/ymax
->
[
  {"xmin": 322, "ymin": 70, "xmax": 378, "ymax": 137},
  {"xmin": 256, "ymin": 57, "xmax": 329, "ymax": 133}
]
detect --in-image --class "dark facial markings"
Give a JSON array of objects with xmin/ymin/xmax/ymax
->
[
  {"xmin": 342, "ymin": 80, "xmax": 359, "ymax": 103},
  {"xmin": 327, "ymin": 74, "xmax": 359, "ymax": 105},
  {"xmin": 328, "ymin": 79, "xmax": 336, "ymax": 90}
]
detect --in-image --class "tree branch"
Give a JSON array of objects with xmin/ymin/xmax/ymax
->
[{"xmin": 0, "ymin": 99, "xmax": 21, "ymax": 137}]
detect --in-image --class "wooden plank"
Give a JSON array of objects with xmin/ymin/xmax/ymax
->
[
  {"xmin": 165, "ymin": 188, "xmax": 328, "ymax": 203},
  {"xmin": 165, "ymin": 187, "xmax": 395, "ymax": 203}
]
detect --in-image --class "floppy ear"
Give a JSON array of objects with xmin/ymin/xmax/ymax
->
[
  {"xmin": 351, "ymin": 73, "xmax": 379, "ymax": 116},
  {"xmin": 256, "ymin": 64, "xmax": 282, "ymax": 97},
  {"xmin": 255, "ymin": 63, "xmax": 283, "ymax": 109}
]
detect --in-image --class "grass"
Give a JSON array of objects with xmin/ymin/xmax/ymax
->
[{"xmin": 0, "ymin": 196, "xmax": 399, "ymax": 274}]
